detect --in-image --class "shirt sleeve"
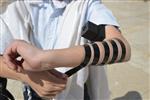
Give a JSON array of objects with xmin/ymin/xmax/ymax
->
[
  {"xmin": 0, "ymin": 17, "xmax": 14, "ymax": 54},
  {"xmin": 87, "ymin": 0, "xmax": 119, "ymax": 27}
]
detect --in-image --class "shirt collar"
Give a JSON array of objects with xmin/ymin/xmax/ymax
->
[
  {"xmin": 52, "ymin": 0, "xmax": 70, "ymax": 9},
  {"xmin": 28, "ymin": 0, "xmax": 71, "ymax": 9}
]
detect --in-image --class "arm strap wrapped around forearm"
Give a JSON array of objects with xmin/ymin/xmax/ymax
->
[{"xmin": 65, "ymin": 21, "xmax": 126, "ymax": 77}]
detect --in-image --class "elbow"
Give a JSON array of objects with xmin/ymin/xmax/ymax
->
[{"xmin": 113, "ymin": 37, "xmax": 131, "ymax": 63}]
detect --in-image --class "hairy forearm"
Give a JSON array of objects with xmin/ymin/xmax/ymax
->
[{"xmin": 0, "ymin": 56, "xmax": 24, "ymax": 80}]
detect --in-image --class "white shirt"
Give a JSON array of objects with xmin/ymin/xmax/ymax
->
[{"xmin": 0, "ymin": 0, "xmax": 119, "ymax": 100}]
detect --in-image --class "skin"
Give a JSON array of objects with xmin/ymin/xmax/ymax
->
[
  {"xmin": 0, "ymin": 25, "xmax": 131, "ymax": 99},
  {"xmin": 3, "ymin": 25, "xmax": 131, "ymax": 72},
  {"xmin": 0, "ymin": 0, "xmax": 131, "ymax": 99},
  {"xmin": 0, "ymin": 56, "xmax": 67, "ymax": 98}
]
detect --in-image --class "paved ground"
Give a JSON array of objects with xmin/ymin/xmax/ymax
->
[
  {"xmin": 103, "ymin": 1, "xmax": 150, "ymax": 100},
  {"xmin": 0, "ymin": 0, "xmax": 150, "ymax": 100}
]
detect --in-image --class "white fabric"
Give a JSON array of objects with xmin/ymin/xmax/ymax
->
[{"xmin": 0, "ymin": 0, "xmax": 119, "ymax": 100}]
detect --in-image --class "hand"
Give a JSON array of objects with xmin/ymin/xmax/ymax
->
[
  {"xmin": 22, "ymin": 69, "xmax": 68, "ymax": 99},
  {"xmin": 3, "ymin": 40, "xmax": 46, "ymax": 71}
]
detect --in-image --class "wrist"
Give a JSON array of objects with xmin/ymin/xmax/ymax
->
[{"xmin": 38, "ymin": 50, "xmax": 55, "ymax": 70}]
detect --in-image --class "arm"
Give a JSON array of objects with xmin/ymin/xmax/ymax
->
[
  {"xmin": 42, "ymin": 25, "xmax": 131, "ymax": 67},
  {"xmin": 0, "ymin": 56, "xmax": 23, "ymax": 80},
  {"xmin": 0, "ymin": 56, "xmax": 67, "ymax": 98},
  {"xmin": 3, "ymin": 25, "xmax": 131, "ymax": 71}
]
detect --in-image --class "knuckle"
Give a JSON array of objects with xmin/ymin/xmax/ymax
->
[
  {"xmin": 43, "ymin": 87, "xmax": 49, "ymax": 93},
  {"xmin": 38, "ymin": 88, "xmax": 49, "ymax": 97},
  {"xmin": 39, "ymin": 91, "xmax": 48, "ymax": 97},
  {"xmin": 36, "ymin": 91, "xmax": 43, "ymax": 97}
]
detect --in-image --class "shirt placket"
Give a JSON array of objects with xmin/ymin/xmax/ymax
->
[{"xmin": 45, "ymin": 17, "xmax": 58, "ymax": 49}]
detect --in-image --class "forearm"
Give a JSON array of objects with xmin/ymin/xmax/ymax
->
[
  {"xmin": 41, "ymin": 46, "xmax": 85, "ymax": 68},
  {"xmin": 0, "ymin": 56, "xmax": 68, "ymax": 98},
  {"xmin": 41, "ymin": 35, "xmax": 131, "ymax": 68},
  {"xmin": 0, "ymin": 56, "xmax": 24, "ymax": 80},
  {"xmin": 2, "ymin": 26, "xmax": 131, "ymax": 71}
]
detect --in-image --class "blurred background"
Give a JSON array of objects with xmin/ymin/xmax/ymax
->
[
  {"xmin": 103, "ymin": 0, "xmax": 149, "ymax": 100},
  {"xmin": 0, "ymin": 0, "xmax": 149, "ymax": 100}
]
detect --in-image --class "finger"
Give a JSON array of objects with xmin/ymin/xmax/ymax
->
[
  {"xmin": 3, "ymin": 46, "xmax": 18, "ymax": 70},
  {"xmin": 4, "ymin": 41, "xmax": 17, "ymax": 58},
  {"xmin": 47, "ymin": 86, "xmax": 63, "ymax": 93},
  {"xmin": 16, "ymin": 66, "xmax": 23, "ymax": 72},
  {"xmin": 51, "ymin": 83, "xmax": 67, "ymax": 89},
  {"xmin": 3, "ymin": 55, "xmax": 17, "ymax": 70},
  {"xmin": 44, "ymin": 85, "xmax": 66, "ymax": 96},
  {"xmin": 41, "ymin": 88, "xmax": 65, "ymax": 99},
  {"xmin": 38, "ymin": 91, "xmax": 57, "ymax": 99},
  {"xmin": 41, "ymin": 95, "xmax": 56, "ymax": 100},
  {"xmin": 42, "ymin": 93, "xmax": 57, "ymax": 98},
  {"xmin": 33, "ymin": 87, "xmax": 60, "ymax": 99}
]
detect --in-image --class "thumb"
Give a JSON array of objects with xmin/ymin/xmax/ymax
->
[{"xmin": 3, "ymin": 56, "xmax": 17, "ymax": 70}]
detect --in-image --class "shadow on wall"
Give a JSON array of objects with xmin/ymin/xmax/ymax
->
[{"xmin": 113, "ymin": 91, "xmax": 142, "ymax": 100}]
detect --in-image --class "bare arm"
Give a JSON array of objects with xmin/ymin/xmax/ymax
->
[
  {"xmin": 41, "ymin": 25, "xmax": 131, "ymax": 68},
  {"xmin": 0, "ymin": 56, "xmax": 67, "ymax": 98},
  {"xmin": 3, "ymin": 26, "xmax": 131, "ymax": 71}
]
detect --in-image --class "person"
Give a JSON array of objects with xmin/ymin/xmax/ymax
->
[{"xmin": 0, "ymin": 0, "xmax": 131, "ymax": 100}]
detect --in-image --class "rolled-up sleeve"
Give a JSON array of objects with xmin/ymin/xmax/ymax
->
[
  {"xmin": 87, "ymin": 0, "xmax": 119, "ymax": 27},
  {"xmin": 0, "ymin": 17, "xmax": 14, "ymax": 54}
]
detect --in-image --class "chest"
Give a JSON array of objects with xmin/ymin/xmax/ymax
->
[{"xmin": 30, "ymin": 5, "xmax": 64, "ymax": 49}]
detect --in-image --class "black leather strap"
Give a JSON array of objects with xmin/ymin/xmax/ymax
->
[
  {"xmin": 65, "ymin": 21, "xmax": 107, "ymax": 77},
  {"xmin": 101, "ymin": 41, "xmax": 110, "ymax": 65},
  {"xmin": 108, "ymin": 40, "xmax": 118, "ymax": 64},
  {"xmin": 91, "ymin": 43, "xmax": 100, "ymax": 65},
  {"xmin": 81, "ymin": 21, "xmax": 106, "ymax": 42},
  {"xmin": 65, "ymin": 44, "xmax": 91, "ymax": 77}
]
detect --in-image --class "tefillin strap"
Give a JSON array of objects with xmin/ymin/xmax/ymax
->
[{"xmin": 65, "ymin": 21, "xmax": 106, "ymax": 77}]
